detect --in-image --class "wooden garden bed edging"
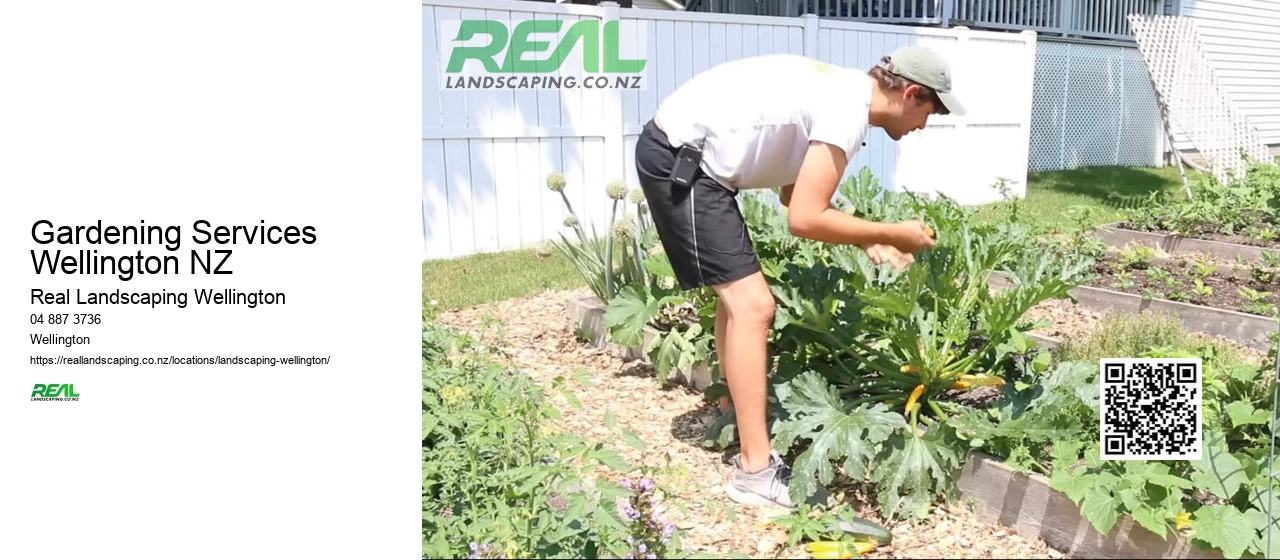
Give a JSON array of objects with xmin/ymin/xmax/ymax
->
[
  {"xmin": 956, "ymin": 452, "xmax": 1221, "ymax": 559},
  {"xmin": 988, "ymin": 273, "xmax": 1277, "ymax": 352},
  {"xmin": 1096, "ymin": 223, "xmax": 1277, "ymax": 262},
  {"xmin": 564, "ymin": 294, "xmax": 1225, "ymax": 559}
]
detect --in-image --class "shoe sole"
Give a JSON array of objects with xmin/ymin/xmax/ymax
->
[{"xmin": 724, "ymin": 483, "xmax": 796, "ymax": 510}]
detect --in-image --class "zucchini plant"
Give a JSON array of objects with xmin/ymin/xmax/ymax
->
[{"xmin": 756, "ymin": 172, "xmax": 1097, "ymax": 520}]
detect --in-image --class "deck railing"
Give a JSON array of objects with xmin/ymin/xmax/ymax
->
[
  {"xmin": 950, "ymin": 0, "xmax": 1164, "ymax": 41},
  {"xmin": 687, "ymin": 0, "xmax": 1166, "ymax": 40}
]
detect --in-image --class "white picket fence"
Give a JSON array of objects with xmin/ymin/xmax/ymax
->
[{"xmin": 423, "ymin": 0, "xmax": 1038, "ymax": 260}]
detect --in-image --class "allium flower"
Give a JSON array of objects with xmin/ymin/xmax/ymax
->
[
  {"xmin": 606, "ymin": 180, "xmax": 628, "ymax": 200},
  {"xmin": 628, "ymin": 188, "xmax": 646, "ymax": 205},
  {"xmin": 546, "ymin": 172, "xmax": 566, "ymax": 192},
  {"xmin": 563, "ymin": 215, "xmax": 578, "ymax": 228},
  {"xmin": 611, "ymin": 217, "xmax": 636, "ymax": 243}
]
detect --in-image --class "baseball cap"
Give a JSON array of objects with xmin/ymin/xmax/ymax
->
[{"xmin": 878, "ymin": 46, "xmax": 966, "ymax": 116}]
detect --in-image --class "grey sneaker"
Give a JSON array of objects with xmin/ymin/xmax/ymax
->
[{"xmin": 726, "ymin": 451, "xmax": 802, "ymax": 509}]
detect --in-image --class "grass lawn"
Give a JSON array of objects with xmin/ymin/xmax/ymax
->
[
  {"xmin": 971, "ymin": 165, "xmax": 1196, "ymax": 233},
  {"xmin": 422, "ymin": 247, "xmax": 582, "ymax": 316},
  {"xmin": 423, "ymin": 165, "xmax": 1197, "ymax": 312}
]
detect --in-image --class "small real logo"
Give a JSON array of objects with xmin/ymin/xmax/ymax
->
[
  {"xmin": 31, "ymin": 383, "xmax": 80, "ymax": 402},
  {"xmin": 438, "ymin": 18, "xmax": 649, "ymax": 91}
]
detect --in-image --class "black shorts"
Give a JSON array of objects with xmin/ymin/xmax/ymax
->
[{"xmin": 634, "ymin": 119, "xmax": 760, "ymax": 291}]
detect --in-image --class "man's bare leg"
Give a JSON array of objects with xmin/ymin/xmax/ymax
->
[
  {"xmin": 714, "ymin": 298, "xmax": 732, "ymax": 414},
  {"xmin": 713, "ymin": 271, "xmax": 775, "ymax": 473}
]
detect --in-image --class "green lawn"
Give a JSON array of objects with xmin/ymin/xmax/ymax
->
[
  {"xmin": 971, "ymin": 165, "xmax": 1195, "ymax": 233},
  {"xmin": 423, "ymin": 165, "xmax": 1196, "ymax": 312},
  {"xmin": 422, "ymin": 247, "xmax": 582, "ymax": 316}
]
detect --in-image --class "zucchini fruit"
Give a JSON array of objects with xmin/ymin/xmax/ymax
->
[{"xmin": 831, "ymin": 517, "xmax": 892, "ymax": 545}]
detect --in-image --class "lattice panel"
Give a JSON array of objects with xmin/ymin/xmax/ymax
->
[
  {"xmin": 1029, "ymin": 41, "xmax": 1163, "ymax": 172},
  {"xmin": 1129, "ymin": 14, "xmax": 1271, "ymax": 183}
]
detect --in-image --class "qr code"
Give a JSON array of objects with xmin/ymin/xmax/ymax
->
[{"xmin": 1099, "ymin": 358, "xmax": 1202, "ymax": 461}]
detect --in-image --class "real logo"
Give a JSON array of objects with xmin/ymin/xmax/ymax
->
[
  {"xmin": 32, "ymin": 383, "xmax": 80, "ymax": 401},
  {"xmin": 439, "ymin": 18, "xmax": 648, "ymax": 90}
]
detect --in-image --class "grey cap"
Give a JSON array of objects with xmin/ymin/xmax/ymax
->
[{"xmin": 878, "ymin": 45, "xmax": 966, "ymax": 116}]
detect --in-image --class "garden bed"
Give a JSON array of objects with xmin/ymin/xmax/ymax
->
[
  {"xmin": 958, "ymin": 453, "xmax": 1221, "ymax": 559},
  {"xmin": 989, "ymin": 270, "xmax": 1278, "ymax": 352},
  {"xmin": 560, "ymin": 291, "xmax": 1239, "ymax": 560},
  {"xmin": 1085, "ymin": 252, "xmax": 1278, "ymax": 316},
  {"xmin": 437, "ymin": 288, "xmax": 1067, "ymax": 559},
  {"xmin": 1097, "ymin": 223, "xmax": 1280, "ymax": 262},
  {"xmin": 515, "ymin": 165, "xmax": 1279, "ymax": 560}
]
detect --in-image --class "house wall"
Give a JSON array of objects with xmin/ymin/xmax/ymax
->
[
  {"xmin": 1167, "ymin": 0, "xmax": 1280, "ymax": 151},
  {"xmin": 423, "ymin": 0, "xmax": 1039, "ymax": 260}
]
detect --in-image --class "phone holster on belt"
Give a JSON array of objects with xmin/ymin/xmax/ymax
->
[{"xmin": 671, "ymin": 143, "xmax": 702, "ymax": 187}]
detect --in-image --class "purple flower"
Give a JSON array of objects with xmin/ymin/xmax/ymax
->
[
  {"xmin": 638, "ymin": 478, "xmax": 655, "ymax": 493},
  {"xmin": 638, "ymin": 543, "xmax": 647, "ymax": 554},
  {"xmin": 467, "ymin": 541, "xmax": 501, "ymax": 560},
  {"xmin": 617, "ymin": 501, "xmax": 641, "ymax": 521}
]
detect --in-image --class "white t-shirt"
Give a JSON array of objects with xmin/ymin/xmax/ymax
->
[{"xmin": 654, "ymin": 54, "xmax": 873, "ymax": 191}]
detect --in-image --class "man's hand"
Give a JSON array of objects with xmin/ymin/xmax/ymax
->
[
  {"xmin": 883, "ymin": 219, "xmax": 936, "ymax": 254},
  {"xmin": 861, "ymin": 243, "xmax": 914, "ymax": 270}
]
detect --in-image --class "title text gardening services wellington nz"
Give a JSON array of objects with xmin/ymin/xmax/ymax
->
[{"xmin": 27, "ymin": 219, "xmax": 317, "ymax": 309}]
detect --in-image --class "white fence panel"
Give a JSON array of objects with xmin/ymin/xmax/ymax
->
[{"xmin": 423, "ymin": 0, "xmax": 1038, "ymax": 260}]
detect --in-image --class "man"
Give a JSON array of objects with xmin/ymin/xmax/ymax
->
[{"xmin": 633, "ymin": 46, "xmax": 964, "ymax": 509}]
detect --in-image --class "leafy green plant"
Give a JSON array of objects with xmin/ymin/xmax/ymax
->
[
  {"xmin": 1193, "ymin": 259, "xmax": 1218, "ymax": 279},
  {"xmin": 600, "ymin": 252, "xmax": 715, "ymax": 387},
  {"xmin": 1192, "ymin": 279, "xmax": 1214, "ymax": 299},
  {"xmin": 738, "ymin": 169, "xmax": 1095, "ymax": 520},
  {"xmin": 1249, "ymin": 252, "xmax": 1279, "ymax": 284},
  {"xmin": 964, "ymin": 340, "xmax": 1279, "ymax": 560},
  {"xmin": 1237, "ymin": 287, "xmax": 1277, "ymax": 317},
  {"xmin": 1118, "ymin": 244, "xmax": 1157, "ymax": 269},
  {"xmin": 422, "ymin": 323, "xmax": 693, "ymax": 559},
  {"xmin": 1120, "ymin": 161, "xmax": 1280, "ymax": 244},
  {"xmin": 1111, "ymin": 270, "xmax": 1135, "ymax": 290}
]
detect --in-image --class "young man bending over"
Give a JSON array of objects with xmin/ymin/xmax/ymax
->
[{"xmin": 633, "ymin": 46, "xmax": 965, "ymax": 509}]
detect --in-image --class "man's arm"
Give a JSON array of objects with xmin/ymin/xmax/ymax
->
[{"xmin": 785, "ymin": 142, "xmax": 897, "ymax": 246}]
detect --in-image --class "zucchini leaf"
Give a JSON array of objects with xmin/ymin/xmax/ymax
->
[{"xmin": 773, "ymin": 371, "xmax": 907, "ymax": 503}]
